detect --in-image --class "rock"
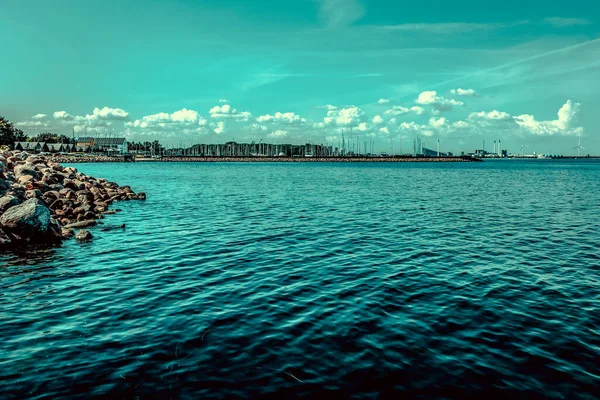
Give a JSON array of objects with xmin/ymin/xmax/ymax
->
[
  {"xmin": 0, "ymin": 228, "xmax": 12, "ymax": 246},
  {"xmin": 0, "ymin": 195, "xmax": 20, "ymax": 213},
  {"xmin": 14, "ymin": 164, "xmax": 40, "ymax": 180},
  {"xmin": 43, "ymin": 191, "xmax": 61, "ymax": 200},
  {"xmin": 0, "ymin": 150, "xmax": 145, "ymax": 250},
  {"xmin": 48, "ymin": 162, "xmax": 63, "ymax": 172},
  {"xmin": 18, "ymin": 175, "xmax": 34, "ymax": 185},
  {"xmin": 0, "ymin": 198, "xmax": 51, "ymax": 235},
  {"xmin": 72, "ymin": 206, "xmax": 86, "ymax": 215},
  {"xmin": 61, "ymin": 228, "xmax": 75, "ymax": 239},
  {"xmin": 64, "ymin": 220, "xmax": 97, "ymax": 229},
  {"xmin": 100, "ymin": 224, "xmax": 126, "ymax": 232},
  {"xmin": 25, "ymin": 189, "xmax": 42, "ymax": 199},
  {"xmin": 75, "ymin": 230, "xmax": 93, "ymax": 242},
  {"xmin": 26, "ymin": 156, "xmax": 44, "ymax": 164},
  {"xmin": 49, "ymin": 199, "xmax": 65, "ymax": 211}
]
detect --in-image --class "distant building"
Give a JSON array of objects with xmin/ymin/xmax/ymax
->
[
  {"xmin": 421, "ymin": 146, "xmax": 451, "ymax": 157},
  {"xmin": 76, "ymin": 145, "xmax": 91, "ymax": 153},
  {"xmin": 76, "ymin": 137, "xmax": 94, "ymax": 147},
  {"xmin": 47, "ymin": 143, "xmax": 67, "ymax": 153},
  {"xmin": 93, "ymin": 138, "xmax": 128, "ymax": 154},
  {"xmin": 14, "ymin": 141, "xmax": 49, "ymax": 153},
  {"xmin": 77, "ymin": 137, "xmax": 128, "ymax": 154}
]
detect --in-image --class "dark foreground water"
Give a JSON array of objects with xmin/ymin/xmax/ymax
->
[{"xmin": 2, "ymin": 160, "xmax": 600, "ymax": 399}]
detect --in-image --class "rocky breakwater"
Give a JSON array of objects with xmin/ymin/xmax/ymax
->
[
  {"xmin": 0, "ymin": 150, "xmax": 146, "ymax": 249},
  {"xmin": 49, "ymin": 155, "xmax": 127, "ymax": 163}
]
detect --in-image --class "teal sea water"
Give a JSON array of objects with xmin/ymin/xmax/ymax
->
[{"xmin": 1, "ymin": 160, "xmax": 600, "ymax": 399}]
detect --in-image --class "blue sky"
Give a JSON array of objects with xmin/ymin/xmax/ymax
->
[{"xmin": 2, "ymin": 0, "xmax": 599, "ymax": 154}]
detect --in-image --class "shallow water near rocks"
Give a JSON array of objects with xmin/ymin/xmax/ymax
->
[{"xmin": 1, "ymin": 160, "xmax": 600, "ymax": 399}]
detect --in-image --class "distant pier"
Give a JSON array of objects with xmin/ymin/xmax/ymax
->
[{"xmin": 133, "ymin": 156, "xmax": 480, "ymax": 163}]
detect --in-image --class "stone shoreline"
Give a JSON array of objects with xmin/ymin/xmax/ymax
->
[
  {"xmin": 48, "ymin": 155, "xmax": 127, "ymax": 163},
  {"xmin": 0, "ymin": 150, "xmax": 145, "ymax": 250}
]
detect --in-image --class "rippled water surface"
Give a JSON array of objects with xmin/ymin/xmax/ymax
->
[{"xmin": 2, "ymin": 160, "xmax": 600, "ymax": 399}]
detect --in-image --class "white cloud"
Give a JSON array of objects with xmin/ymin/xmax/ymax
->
[
  {"xmin": 219, "ymin": 99, "xmax": 229, "ymax": 103},
  {"xmin": 171, "ymin": 108, "xmax": 201, "ymax": 123},
  {"xmin": 468, "ymin": 110, "xmax": 512, "ymax": 121},
  {"xmin": 22, "ymin": 97, "xmax": 586, "ymax": 145},
  {"xmin": 127, "ymin": 108, "xmax": 206, "ymax": 129},
  {"xmin": 377, "ymin": 98, "xmax": 390, "ymax": 104},
  {"xmin": 209, "ymin": 104, "xmax": 252, "ymax": 121},
  {"xmin": 556, "ymin": 100, "xmax": 579, "ymax": 129},
  {"xmin": 357, "ymin": 122, "xmax": 370, "ymax": 131},
  {"xmin": 257, "ymin": 111, "xmax": 306, "ymax": 125},
  {"xmin": 398, "ymin": 121, "xmax": 430, "ymax": 134},
  {"xmin": 267, "ymin": 129, "xmax": 289, "ymax": 138},
  {"xmin": 372, "ymin": 115, "xmax": 385, "ymax": 125},
  {"xmin": 325, "ymin": 106, "xmax": 365, "ymax": 127},
  {"xmin": 462, "ymin": 100, "xmax": 583, "ymax": 137},
  {"xmin": 452, "ymin": 121, "xmax": 471, "ymax": 129},
  {"xmin": 86, "ymin": 106, "xmax": 129, "ymax": 121},
  {"xmin": 514, "ymin": 100, "xmax": 582, "ymax": 136},
  {"xmin": 384, "ymin": 105, "xmax": 425, "ymax": 116},
  {"xmin": 214, "ymin": 121, "xmax": 226, "ymax": 135},
  {"xmin": 319, "ymin": 104, "xmax": 338, "ymax": 110},
  {"xmin": 15, "ymin": 121, "xmax": 49, "ymax": 128},
  {"xmin": 384, "ymin": 106, "xmax": 410, "ymax": 116},
  {"xmin": 416, "ymin": 91, "xmax": 464, "ymax": 111},
  {"xmin": 450, "ymin": 88, "xmax": 479, "ymax": 97},
  {"xmin": 429, "ymin": 117, "xmax": 447, "ymax": 128},
  {"xmin": 246, "ymin": 123, "xmax": 269, "ymax": 132},
  {"xmin": 32, "ymin": 113, "xmax": 47, "ymax": 119},
  {"xmin": 411, "ymin": 106, "xmax": 425, "ymax": 115},
  {"xmin": 53, "ymin": 111, "xmax": 74, "ymax": 120},
  {"xmin": 317, "ymin": 0, "xmax": 365, "ymax": 27}
]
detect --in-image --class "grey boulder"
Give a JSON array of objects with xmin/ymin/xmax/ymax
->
[
  {"xmin": 0, "ymin": 195, "xmax": 20, "ymax": 213},
  {"xmin": 0, "ymin": 198, "xmax": 51, "ymax": 235},
  {"xmin": 75, "ymin": 230, "xmax": 93, "ymax": 242}
]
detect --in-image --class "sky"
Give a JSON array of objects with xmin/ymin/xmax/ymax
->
[{"xmin": 1, "ymin": 0, "xmax": 599, "ymax": 155}]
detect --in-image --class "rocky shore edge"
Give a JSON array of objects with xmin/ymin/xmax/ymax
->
[{"xmin": 0, "ymin": 150, "xmax": 146, "ymax": 250}]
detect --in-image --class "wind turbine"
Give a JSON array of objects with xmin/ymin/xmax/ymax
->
[
  {"xmin": 573, "ymin": 139, "xmax": 585, "ymax": 157},
  {"xmin": 521, "ymin": 144, "xmax": 526, "ymax": 156}
]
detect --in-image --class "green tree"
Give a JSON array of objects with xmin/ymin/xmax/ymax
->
[
  {"xmin": 27, "ymin": 133, "xmax": 74, "ymax": 144},
  {"xmin": 0, "ymin": 116, "xmax": 27, "ymax": 148}
]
